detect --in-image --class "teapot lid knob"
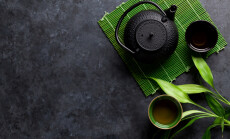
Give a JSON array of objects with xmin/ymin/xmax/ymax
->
[{"xmin": 149, "ymin": 32, "xmax": 154, "ymax": 38}]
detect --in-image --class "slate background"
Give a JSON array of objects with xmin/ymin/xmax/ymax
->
[{"xmin": 0, "ymin": 0, "xmax": 230, "ymax": 138}]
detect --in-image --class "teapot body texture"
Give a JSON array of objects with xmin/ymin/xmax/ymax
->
[
  {"xmin": 115, "ymin": 1, "xmax": 178, "ymax": 64},
  {"xmin": 124, "ymin": 10, "xmax": 178, "ymax": 63}
]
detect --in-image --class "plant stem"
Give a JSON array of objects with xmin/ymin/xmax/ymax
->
[
  {"xmin": 182, "ymin": 114, "xmax": 216, "ymax": 121},
  {"xmin": 224, "ymin": 119, "xmax": 230, "ymax": 125},
  {"xmin": 192, "ymin": 102, "xmax": 216, "ymax": 115},
  {"xmin": 213, "ymin": 88, "xmax": 230, "ymax": 105},
  {"xmin": 211, "ymin": 93, "xmax": 230, "ymax": 105}
]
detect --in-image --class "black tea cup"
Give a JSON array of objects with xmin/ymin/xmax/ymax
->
[{"xmin": 185, "ymin": 20, "xmax": 218, "ymax": 52}]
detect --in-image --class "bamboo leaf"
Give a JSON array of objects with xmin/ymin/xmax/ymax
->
[
  {"xmin": 202, "ymin": 124, "xmax": 218, "ymax": 139},
  {"xmin": 170, "ymin": 117, "xmax": 203, "ymax": 139},
  {"xmin": 182, "ymin": 110, "xmax": 206, "ymax": 119},
  {"xmin": 150, "ymin": 78, "xmax": 193, "ymax": 104},
  {"xmin": 177, "ymin": 84, "xmax": 213, "ymax": 94},
  {"xmin": 212, "ymin": 109, "xmax": 230, "ymax": 126},
  {"xmin": 213, "ymin": 117, "xmax": 222, "ymax": 124},
  {"xmin": 182, "ymin": 114, "xmax": 211, "ymax": 121},
  {"xmin": 192, "ymin": 56, "xmax": 214, "ymax": 88},
  {"xmin": 221, "ymin": 118, "xmax": 224, "ymax": 134},
  {"xmin": 205, "ymin": 93, "xmax": 225, "ymax": 116},
  {"xmin": 224, "ymin": 108, "xmax": 230, "ymax": 119}
]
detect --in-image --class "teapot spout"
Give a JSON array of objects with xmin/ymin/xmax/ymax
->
[{"xmin": 165, "ymin": 5, "xmax": 177, "ymax": 21}]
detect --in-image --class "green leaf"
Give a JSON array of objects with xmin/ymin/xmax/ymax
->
[
  {"xmin": 161, "ymin": 130, "xmax": 171, "ymax": 139},
  {"xmin": 177, "ymin": 84, "xmax": 213, "ymax": 94},
  {"xmin": 150, "ymin": 78, "xmax": 193, "ymax": 104},
  {"xmin": 213, "ymin": 117, "xmax": 222, "ymax": 124},
  {"xmin": 205, "ymin": 93, "xmax": 225, "ymax": 116},
  {"xmin": 224, "ymin": 108, "xmax": 230, "ymax": 119},
  {"xmin": 192, "ymin": 56, "xmax": 214, "ymax": 88},
  {"xmin": 221, "ymin": 118, "xmax": 224, "ymax": 134},
  {"xmin": 170, "ymin": 117, "xmax": 203, "ymax": 139},
  {"xmin": 182, "ymin": 110, "xmax": 206, "ymax": 119},
  {"xmin": 202, "ymin": 124, "xmax": 218, "ymax": 139},
  {"xmin": 213, "ymin": 109, "xmax": 230, "ymax": 128},
  {"xmin": 182, "ymin": 114, "xmax": 212, "ymax": 121}
]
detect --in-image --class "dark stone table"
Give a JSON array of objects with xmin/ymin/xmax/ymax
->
[{"xmin": 0, "ymin": 0, "xmax": 230, "ymax": 138}]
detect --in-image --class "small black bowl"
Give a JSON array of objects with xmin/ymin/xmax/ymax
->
[{"xmin": 185, "ymin": 20, "xmax": 218, "ymax": 53}]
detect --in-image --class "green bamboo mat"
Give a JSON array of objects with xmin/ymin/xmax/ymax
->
[{"xmin": 98, "ymin": 0, "xmax": 227, "ymax": 96}]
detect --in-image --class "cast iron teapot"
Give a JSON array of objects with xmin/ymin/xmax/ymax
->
[{"xmin": 115, "ymin": 1, "xmax": 178, "ymax": 64}]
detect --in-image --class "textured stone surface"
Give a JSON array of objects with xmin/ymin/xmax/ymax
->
[{"xmin": 0, "ymin": 0, "xmax": 229, "ymax": 138}]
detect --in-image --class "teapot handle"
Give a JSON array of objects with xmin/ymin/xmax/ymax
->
[{"xmin": 115, "ymin": 1, "xmax": 167, "ymax": 54}]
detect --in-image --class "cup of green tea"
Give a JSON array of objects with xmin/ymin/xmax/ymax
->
[
  {"xmin": 148, "ymin": 95, "xmax": 183, "ymax": 129},
  {"xmin": 185, "ymin": 20, "xmax": 218, "ymax": 52}
]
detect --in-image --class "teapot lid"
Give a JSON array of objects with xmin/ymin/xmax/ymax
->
[{"xmin": 135, "ymin": 20, "xmax": 167, "ymax": 51}]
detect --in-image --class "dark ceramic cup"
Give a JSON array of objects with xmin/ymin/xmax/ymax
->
[{"xmin": 185, "ymin": 20, "xmax": 218, "ymax": 52}]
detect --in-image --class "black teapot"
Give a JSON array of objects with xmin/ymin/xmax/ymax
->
[{"xmin": 115, "ymin": 1, "xmax": 178, "ymax": 64}]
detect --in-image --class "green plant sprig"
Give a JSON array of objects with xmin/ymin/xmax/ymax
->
[
  {"xmin": 150, "ymin": 56, "xmax": 230, "ymax": 139},
  {"xmin": 192, "ymin": 56, "xmax": 230, "ymax": 106}
]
